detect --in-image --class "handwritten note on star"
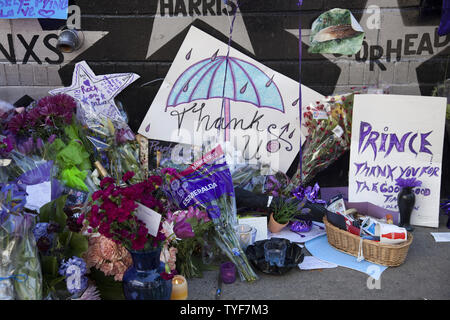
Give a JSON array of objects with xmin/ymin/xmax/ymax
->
[
  {"xmin": 0, "ymin": 0, "xmax": 69, "ymax": 19},
  {"xmin": 348, "ymin": 94, "xmax": 447, "ymax": 228},
  {"xmin": 49, "ymin": 61, "xmax": 140, "ymax": 123}
]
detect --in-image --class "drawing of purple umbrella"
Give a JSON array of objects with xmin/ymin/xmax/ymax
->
[{"xmin": 166, "ymin": 52, "xmax": 285, "ymax": 141}]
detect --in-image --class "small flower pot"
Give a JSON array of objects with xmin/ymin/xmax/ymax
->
[{"xmin": 268, "ymin": 213, "xmax": 288, "ymax": 233}]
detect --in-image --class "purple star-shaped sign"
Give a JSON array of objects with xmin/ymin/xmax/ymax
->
[{"xmin": 49, "ymin": 61, "xmax": 140, "ymax": 123}]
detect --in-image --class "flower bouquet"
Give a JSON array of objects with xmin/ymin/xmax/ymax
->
[
  {"xmin": 79, "ymin": 172, "xmax": 165, "ymax": 251},
  {"xmin": 290, "ymin": 93, "xmax": 354, "ymax": 187},
  {"xmin": 162, "ymin": 207, "xmax": 214, "ymax": 279},
  {"xmin": 0, "ymin": 183, "xmax": 43, "ymax": 300},
  {"xmin": 160, "ymin": 145, "xmax": 258, "ymax": 282}
]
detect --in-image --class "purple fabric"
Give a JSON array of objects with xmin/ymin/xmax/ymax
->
[
  {"xmin": 438, "ymin": 0, "xmax": 450, "ymax": 36},
  {"xmin": 320, "ymin": 186, "xmax": 400, "ymax": 225},
  {"xmin": 290, "ymin": 219, "xmax": 312, "ymax": 233}
]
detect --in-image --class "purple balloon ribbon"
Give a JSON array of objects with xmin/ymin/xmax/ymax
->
[{"xmin": 297, "ymin": 0, "xmax": 303, "ymax": 186}]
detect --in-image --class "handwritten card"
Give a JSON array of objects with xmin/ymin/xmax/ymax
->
[
  {"xmin": 138, "ymin": 26, "xmax": 323, "ymax": 173},
  {"xmin": 348, "ymin": 95, "xmax": 447, "ymax": 228},
  {"xmin": 0, "ymin": 0, "xmax": 69, "ymax": 19},
  {"xmin": 25, "ymin": 181, "xmax": 51, "ymax": 211},
  {"xmin": 134, "ymin": 203, "xmax": 162, "ymax": 237}
]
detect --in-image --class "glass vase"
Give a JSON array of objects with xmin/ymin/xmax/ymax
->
[{"xmin": 122, "ymin": 248, "xmax": 172, "ymax": 300}]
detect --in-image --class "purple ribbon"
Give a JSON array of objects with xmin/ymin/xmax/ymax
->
[
  {"xmin": 438, "ymin": 0, "xmax": 450, "ymax": 36},
  {"xmin": 297, "ymin": 1, "xmax": 303, "ymax": 185},
  {"xmin": 442, "ymin": 200, "xmax": 450, "ymax": 217},
  {"xmin": 290, "ymin": 219, "xmax": 312, "ymax": 233},
  {"xmin": 292, "ymin": 183, "xmax": 326, "ymax": 205}
]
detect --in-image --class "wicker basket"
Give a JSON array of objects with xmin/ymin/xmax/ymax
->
[{"xmin": 323, "ymin": 217, "xmax": 413, "ymax": 267}]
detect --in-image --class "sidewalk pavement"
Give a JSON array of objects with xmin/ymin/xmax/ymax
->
[{"xmin": 187, "ymin": 215, "xmax": 450, "ymax": 300}]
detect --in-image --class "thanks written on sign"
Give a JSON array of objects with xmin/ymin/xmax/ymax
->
[{"xmin": 0, "ymin": 0, "xmax": 68, "ymax": 19}]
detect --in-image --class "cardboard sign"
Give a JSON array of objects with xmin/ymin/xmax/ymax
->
[
  {"xmin": 138, "ymin": 26, "xmax": 323, "ymax": 173},
  {"xmin": 0, "ymin": 0, "xmax": 69, "ymax": 19},
  {"xmin": 348, "ymin": 94, "xmax": 447, "ymax": 228}
]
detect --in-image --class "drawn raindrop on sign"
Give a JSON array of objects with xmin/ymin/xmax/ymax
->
[
  {"xmin": 186, "ymin": 49, "xmax": 193, "ymax": 60},
  {"xmin": 145, "ymin": 124, "xmax": 151, "ymax": 132},
  {"xmin": 211, "ymin": 49, "xmax": 219, "ymax": 61},
  {"xmin": 266, "ymin": 75, "xmax": 274, "ymax": 87},
  {"xmin": 240, "ymin": 82, "xmax": 248, "ymax": 94},
  {"xmin": 288, "ymin": 131, "xmax": 295, "ymax": 139},
  {"xmin": 292, "ymin": 98, "xmax": 299, "ymax": 106},
  {"xmin": 183, "ymin": 81, "xmax": 190, "ymax": 92}
]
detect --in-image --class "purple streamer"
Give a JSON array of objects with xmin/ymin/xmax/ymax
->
[
  {"xmin": 298, "ymin": 1, "xmax": 303, "ymax": 185},
  {"xmin": 221, "ymin": 0, "xmax": 240, "ymax": 136}
]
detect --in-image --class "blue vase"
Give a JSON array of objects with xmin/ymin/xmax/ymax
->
[{"xmin": 122, "ymin": 248, "xmax": 172, "ymax": 300}]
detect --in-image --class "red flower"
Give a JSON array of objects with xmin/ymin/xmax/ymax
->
[
  {"xmin": 122, "ymin": 171, "xmax": 135, "ymax": 183},
  {"xmin": 100, "ymin": 177, "xmax": 115, "ymax": 189}
]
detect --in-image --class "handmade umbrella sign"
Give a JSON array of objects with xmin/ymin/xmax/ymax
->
[
  {"xmin": 138, "ymin": 26, "xmax": 324, "ymax": 173},
  {"xmin": 166, "ymin": 52, "xmax": 285, "ymax": 143}
]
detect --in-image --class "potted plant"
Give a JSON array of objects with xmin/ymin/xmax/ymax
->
[{"xmin": 268, "ymin": 197, "xmax": 300, "ymax": 233}]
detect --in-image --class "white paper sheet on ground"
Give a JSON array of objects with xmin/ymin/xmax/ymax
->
[
  {"xmin": 348, "ymin": 95, "xmax": 447, "ymax": 228},
  {"xmin": 138, "ymin": 26, "xmax": 324, "ymax": 173},
  {"xmin": 25, "ymin": 181, "xmax": 51, "ymax": 211},
  {"xmin": 268, "ymin": 223, "xmax": 326, "ymax": 243},
  {"xmin": 431, "ymin": 232, "xmax": 450, "ymax": 242},
  {"xmin": 238, "ymin": 216, "xmax": 268, "ymax": 241},
  {"xmin": 134, "ymin": 203, "xmax": 162, "ymax": 237},
  {"xmin": 299, "ymin": 256, "xmax": 338, "ymax": 270}
]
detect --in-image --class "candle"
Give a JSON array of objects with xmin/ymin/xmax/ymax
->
[
  {"xmin": 170, "ymin": 275, "xmax": 188, "ymax": 300},
  {"xmin": 220, "ymin": 262, "xmax": 236, "ymax": 284},
  {"xmin": 235, "ymin": 224, "xmax": 252, "ymax": 250}
]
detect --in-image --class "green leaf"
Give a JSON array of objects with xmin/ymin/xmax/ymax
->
[
  {"xmin": 89, "ymin": 268, "xmax": 125, "ymax": 300},
  {"xmin": 68, "ymin": 232, "xmax": 88, "ymax": 258},
  {"xmin": 39, "ymin": 194, "xmax": 68, "ymax": 227},
  {"xmin": 41, "ymin": 255, "xmax": 59, "ymax": 278}
]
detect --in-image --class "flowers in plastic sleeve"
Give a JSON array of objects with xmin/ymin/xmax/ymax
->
[
  {"xmin": 160, "ymin": 145, "xmax": 257, "ymax": 281},
  {"xmin": 1, "ymin": 184, "xmax": 43, "ymax": 300},
  {"xmin": 162, "ymin": 207, "xmax": 214, "ymax": 279},
  {"xmin": 291, "ymin": 93, "xmax": 354, "ymax": 187}
]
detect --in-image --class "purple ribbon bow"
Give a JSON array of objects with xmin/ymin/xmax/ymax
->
[{"xmin": 293, "ymin": 183, "xmax": 326, "ymax": 205}]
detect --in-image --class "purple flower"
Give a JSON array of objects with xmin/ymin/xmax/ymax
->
[
  {"xmin": 7, "ymin": 112, "xmax": 28, "ymax": 135},
  {"xmin": 395, "ymin": 178, "xmax": 422, "ymax": 188},
  {"xmin": 59, "ymin": 256, "xmax": 87, "ymax": 277},
  {"xmin": 17, "ymin": 136, "xmax": 35, "ymax": 155},
  {"xmin": 33, "ymin": 222, "xmax": 50, "ymax": 242},
  {"xmin": 0, "ymin": 137, "xmax": 13, "ymax": 157},
  {"xmin": 173, "ymin": 221, "xmax": 195, "ymax": 239},
  {"xmin": 47, "ymin": 134, "xmax": 57, "ymax": 144}
]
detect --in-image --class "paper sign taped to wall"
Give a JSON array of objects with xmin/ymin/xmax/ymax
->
[
  {"xmin": 138, "ymin": 26, "xmax": 323, "ymax": 173},
  {"xmin": 0, "ymin": 0, "xmax": 69, "ymax": 19},
  {"xmin": 348, "ymin": 94, "xmax": 447, "ymax": 228}
]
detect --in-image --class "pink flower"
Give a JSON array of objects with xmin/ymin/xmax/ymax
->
[
  {"xmin": 84, "ymin": 235, "xmax": 132, "ymax": 281},
  {"xmin": 173, "ymin": 221, "xmax": 195, "ymax": 239}
]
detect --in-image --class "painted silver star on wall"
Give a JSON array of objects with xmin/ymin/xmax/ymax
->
[{"xmin": 146, "ymin": 0, "xmax": 254, "ymax": 59}]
